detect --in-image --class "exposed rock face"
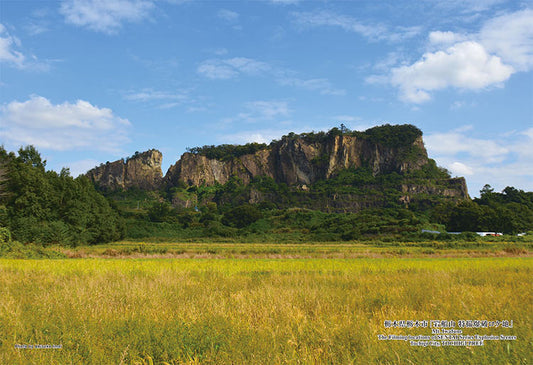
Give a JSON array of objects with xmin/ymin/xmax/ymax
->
[
  {"xmin": 165, "ymin": 149, "xmax": 274, "ymax": 187},
  {"xmin": 400, "ymin": 178, "xmax": 469, "ymax": 199},
  {"xmin": 165, "ymin": 134, "xmax": 429, "ymax": 187},
  {"xmin": 87, "ymin": 149, "xmax": 163, "ymax": 190},
  {"xmin": 84, "ymin": 130, "xmax": 469, "ymax": 207}
]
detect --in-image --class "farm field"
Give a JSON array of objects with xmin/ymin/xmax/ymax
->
[
  {"xmin": 0, "ymin": 256, "xmax": 531, "ymax": 364},
  {"xmin": 57, "ymin": 239, "xmax": 532, "ymax": 259}
]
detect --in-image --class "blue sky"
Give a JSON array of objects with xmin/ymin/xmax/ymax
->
[{"xmin": 1, "ymin": 0, "xmax": 532, "ymax": 196}]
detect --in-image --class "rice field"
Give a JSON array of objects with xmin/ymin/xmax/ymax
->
[
  {"xmin": 58, "ymin": 239, "xmax": 532, "ymax": 259},
  {"xmin": 0, "ymin": 257, "xmax": 531, "ymax": 364}
]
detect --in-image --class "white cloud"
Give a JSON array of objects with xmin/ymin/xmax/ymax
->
[
  {"xmin": 124, "ymin": 88, "xmax": 189, "ymax": 103},
  {"xmin": 277, "ymin": 77, "xmax": 345, "ymax": 95},
  {"xmin": 245, "ymin": 101, "xmax": 290, "ymax": 119},
  {"xmin": 0, "ymin": 95, "xmax": 130, "ymax": 153},
  {"xmin": 124, "ymin": 88, "xmax": 192, "ymax": 109},
  {"xmin": 220, "ymin": 100, "xmax": 291, "ymax": 125},
  {"xmin": 197, "ymin": 60, "xmax": 237, "ymax": 79},
  {"xmin": 429, "ymin": 0, "xmax": 510, "ymax": 14},
  {"xmin": 0, "ymin": 24, "xmax": 48, "ymax": 71},
  {"xmin": 449, "ymin": 161, "xmax": 474, "ymax": 176},
  {"xmin": 291, "ymin": 11, "xmax": 420, "ymax": 42},
  {"xmin": 391, "ymin": 41, "xmax": 513, "ymax": 103},
  {"xmin": 269, "ymin": 0, "xmax": 300, "ymax": 4},
  {"xmin": 428, "ymin": 31, "xmax": 466, "ymax": 47},
  {"xmin": 219, "ymin": 127, "xmax": 298, "ymax": 145},
  {"xmin": 60, "ymin": 0, "xmax": 154, "ymax": 34},
  {"xmin": 425, "ymin": 130, "xmax": 509, "ymax": 163},
  {"xmin": 0, "ymin": 24, "xmax": 25, "ymax": 67},
  {"xmin": 64, "ymin": 158, "xmax": 100, "ymax": 177},
  {"xmin": 212, "ymin": 48, "xmax": 228, "ymax": 56},
  {"xmin": 198, "ymin": 56, "xmax": 345, "ymax": 97},
  {"xmin": 217, "ymin": 9, "xmax": 239, "ymax": 22},
  {"xmin": 219, "ymin": 131, "xmax": 275, "ymax": 145},
  {"xmin": 369, "ymin": 9, "xmax": 532, "ymax": 103},
  {"xmin": 197, "ymin": 57, "xmax": 271, "ymax": 79},
  {"xmin": 479, "ymin": 9, "xmax": 533, "ymax": 71},
  {"xmin": 425, "ymin": 127, "xmax": 533, "ymax": 195}
]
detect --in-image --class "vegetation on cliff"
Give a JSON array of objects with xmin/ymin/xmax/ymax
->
[
  {"xmin": 269, "ymin": 124, "xmax": 422, "ymax": 148},
  {"xmin": 184, "ymin": 124, "xmax": 423, "ymax": 162},
  {"xmin": 186, "ymin": 142, "xmax": 268, "ymax": 161}
]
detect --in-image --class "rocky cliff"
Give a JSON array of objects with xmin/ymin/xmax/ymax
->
[
  {"xmin": 85, "ymin": 126, "xmax": 469, "ymax": 208},
  {"xmin": 165, "ymin": 133, "xmax": 429, "ymax": 188},
  {"xmin": 87, "ymin": 149, "xmax": 163, "ymax": 190}
]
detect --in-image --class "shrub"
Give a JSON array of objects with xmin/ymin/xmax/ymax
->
[
  {"xmin": 222, "ymin": 204, "xmax": 263, "ymax": 228},
  {"xmin": 0, "ymin": 226, "xmax": 11, "ymax": 243}
]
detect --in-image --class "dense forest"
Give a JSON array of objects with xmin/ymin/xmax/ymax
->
[
  {"xmin": 0, "ymin": 146, "xmax": 123, "ymax": 251},
  {"xmin": 1, "ymin": 141, "xmax": 532, "ymax": 250}
]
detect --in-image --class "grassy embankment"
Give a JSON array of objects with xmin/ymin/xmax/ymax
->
[{"xmin": 0, "ymin": 257, "xmax": 531, "ymax": 364}]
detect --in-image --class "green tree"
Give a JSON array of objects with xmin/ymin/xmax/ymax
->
[
  {"xmin": 222, "ymin": 204, "xmax": 263, "ymax": 228},
  {"xmin": 1, "ymin": 146, "xmax": 124, "ymax": 245}
]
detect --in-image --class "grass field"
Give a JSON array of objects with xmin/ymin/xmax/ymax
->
[
  {"xmin": 57, "ymin": 239, "xmax": 532, "ymax": 259},
  {"xmin": 0, "ymin": 256, "xmax": 531, "ymax": 364}
]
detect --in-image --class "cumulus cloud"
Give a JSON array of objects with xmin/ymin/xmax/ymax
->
[
  {"xmin": 370, "ymin": 9, "xmax": 532, "ymax": 103},
  {"xmin": 391, "ymin": 41, "xmax": 513, "ymax": 103},
  {"xmin": 428, "ymin": 31, "xmax": 467, "ymax": 47},
  {"xmin": 425, "ymin": 129, "xmax": 509, "ymax": 163},
  {"xmin": 0, "ymin": 95, "xmax": 130, "ymax": 152},
  {"xmin": 479, "ymin": 9, "xmax": 533, "ymax": 71},
  {"xmin": 197, "ymin": 57, "xmax": 271, "ymax": 79},
  {"xmin": 425, "ymin": 127, "xmax": 533, "ymax": 195},
  {"xmin": 449, "ymin": 161, "xmax": 474, "ymax": 176},
  {"xmin": 60, "ymin": 0, "xmax": 155, "ymax": 34}
]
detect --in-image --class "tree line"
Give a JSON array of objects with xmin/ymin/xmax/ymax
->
[{"xmin": 0, "ymin": 146, "xmax": 123, "ymax": 246}]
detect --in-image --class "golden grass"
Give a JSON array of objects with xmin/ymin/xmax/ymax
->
[{"xmin": 0, "ymin": 258, "xmax": 531, "ymax": 364}]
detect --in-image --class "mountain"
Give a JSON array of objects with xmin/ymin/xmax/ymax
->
[
  {"xmin": 165, "ymin": 128, "xmax": 429, "ymax": 187},
  {"xmin": 86, "ymin": 149, "xmax": 163, "ymax": 191},
  {"xmin": 86, "ymin": 125, "xmax": 469, "ymax": 212}
]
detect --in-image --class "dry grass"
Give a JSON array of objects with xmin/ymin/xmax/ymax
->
[{"xmin": 0, "ymin": 258, "xmax": 531, "ymax": 364}]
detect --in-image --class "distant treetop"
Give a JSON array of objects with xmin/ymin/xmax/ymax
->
[
  {"xmin": 274, "ymin": 124, "xmax": 422, "ymax": 148},
  {"xmin": 186, "ymin": 142, "xmax": 268, "ymax": 161},
  {"xmin": 187, "ymin": 124, "xmax": 423, "ymax": 160}
]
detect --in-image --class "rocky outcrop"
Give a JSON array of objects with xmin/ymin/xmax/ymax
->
[
  {"xmin": 84, "ymin": 127, "xmax": 468, "ymax": 206},
  {"xmin": 400, "ymin": 178, "xmax": 469, "ymax": 199},
  {"xmin": 87, "ymin": 149, "xmax": 163, "ymax": 190},
  {"xmin": 165, "ymin": 134, "xmax": 429, "ymax": 188}
]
